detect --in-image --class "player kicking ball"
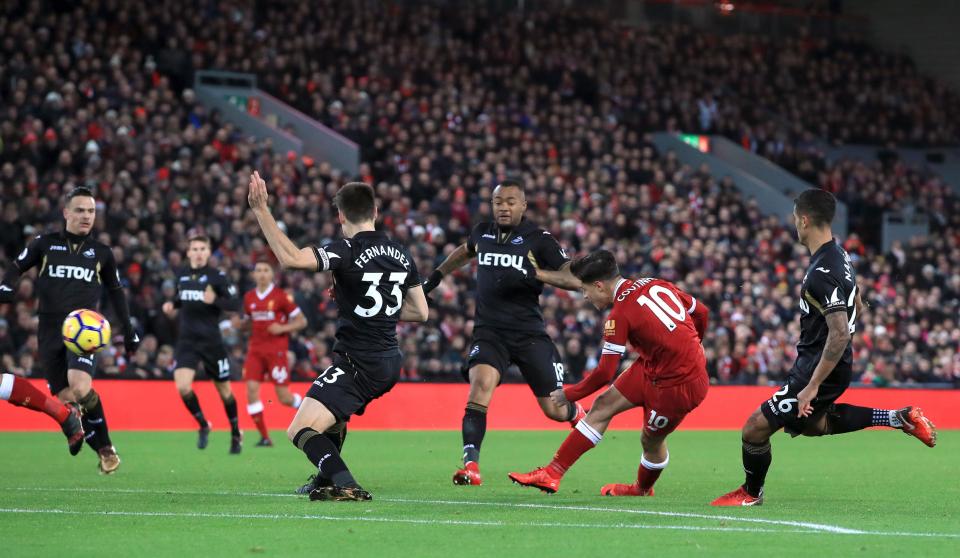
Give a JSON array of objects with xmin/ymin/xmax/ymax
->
[
  {"xmin": 711, "ymin": 189, "xmax": 936, "ymax": 507},
  {"xmin": 510, "ymin": 250, "xmax": 709, "ymax": 496},
  {"xmin": 248, "ymin": 171, "xmax": 428, "ymax": 501},
  {"xmin": 241, "ymin": 260, "xmax": 308, "ymax": 447},
  {"xmin": 1, "ymin": 372, "xmax": 84, "ymax": 454}
]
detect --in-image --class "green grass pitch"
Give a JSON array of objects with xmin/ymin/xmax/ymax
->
[{"xmin": 0, "ymin": 429, "xmax": 957, "ymax": 557}]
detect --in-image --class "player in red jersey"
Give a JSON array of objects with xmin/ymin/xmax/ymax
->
[
  {"xmin": 242, "ymin": 260, "xmax": 308, "ymax": 447},
  {"xmin": 509, "ymin": 250, "xmax": 709, "ymax": 495},
  {"xmin": 1, "ymin": 372, "xmax": 84, "ymax": 454}
]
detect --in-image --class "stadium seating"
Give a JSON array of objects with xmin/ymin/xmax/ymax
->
[{"xmin": 0, "ymin": 1, "xmax": 957, "ymax": 387}]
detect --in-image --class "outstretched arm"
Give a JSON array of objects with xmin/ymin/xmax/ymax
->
[
  {"xmin": 423, "ymin": 243, "xmax": 474, "ymax": 294},
  {"xmin": 534, "ymin": 261, "xmax": 581, "ymax": 291},
  {"xmin": 248, "ymin": 171, "xmax": 318, "ymax": 271}
]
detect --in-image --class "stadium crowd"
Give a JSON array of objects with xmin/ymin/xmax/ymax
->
[{"xmin": 0, "ymin": 1, "xmax": 958, "ymax": 388}]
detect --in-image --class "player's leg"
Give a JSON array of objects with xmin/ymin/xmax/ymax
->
[
  {"xmin": 202, "ymin": 347, "xmax": 241, "ymax": 453},
  {"xmin": 509, "ymin": 385, "xmax": 634, "ymax": 493},
  {"xmin": 174, "ymin": 366, "xmax": 212, "ymax": 448},
  {"xmin": 516, "ymin": 337, "xmax": 585, "ymax": 426},
  {"xmin": 244, "ymin": 349, "xmax": 272, "ymax": 446},
  {"xmin": 800, "ymin": 402, "xmax": 937, "ymax": 447},
  {"xmin": 274, "ymin": 385, "xmax": 303, "ymax": 408},
  {"xmin": 213, "ymin": 379, "xmax": 242, "ymax": 454},
  {"xmin": 0, "ymin": 372, "xmax": 83, "ymax": 455},
  {"xmin": 452, "ymin": 331, "xmax": 507, "ymax": 485},
  {"xmin": 601, "ymin": 375, "xmax": 709, "ymax": 497},
  {"xmin": 291, "ymin": 359, "xmax": 374, "ymax": 501},
  {"xmin": 711, "ymin": 406, "xmax": 779, "ymax": 506},
  {"xmin": 66, "ymin": 367, "xmax": 120, "ymax": 474}
]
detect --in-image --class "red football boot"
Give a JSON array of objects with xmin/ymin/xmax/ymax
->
[
  {"xmin": 452, "ymin": 461, "xmax": 483, "ymax": 486},
  {"xmin": 896, "ymin": 407, "xmax": 937, "ymax": 447},
  {"xmin": 508, "ymin": 467, "xmax": 561, "ymax": 494},
  {"xmin": 710, "ymin": 486, "xmax": 763, "ymax": 506},
  {"xmin": 600, "ymin": 483, "xmax": 654, "ymax": 497}
]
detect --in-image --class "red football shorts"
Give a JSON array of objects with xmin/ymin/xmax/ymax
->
[
  {"xmin": 613, "ymin": 361, "xmax": 708, "ymax": 436},
  {"xmin": 242, "ymin": 346, "xmax": 291, "ymax": 385}
]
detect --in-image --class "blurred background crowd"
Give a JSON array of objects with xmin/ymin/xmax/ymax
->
[{"xmin": 1, "ymin": 0, "xmax": 957, "ymax": 388}]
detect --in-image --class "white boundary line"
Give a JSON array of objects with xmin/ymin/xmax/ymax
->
[
  {"xmin": 0, "ymin": 507, "xmax": 809, "ymax": 535},
  {"xmin": 2, "ymin": 486, "xmax": 958, "ymax": 539}
]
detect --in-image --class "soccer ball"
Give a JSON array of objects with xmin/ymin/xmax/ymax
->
[{"xmin": 62, "ymin": 309, "xmax": 111, "ymax": 356}]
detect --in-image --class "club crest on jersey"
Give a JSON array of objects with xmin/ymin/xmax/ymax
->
[
  {"xmin": 83, "ymin": 248, "xmax": 96, "ymax": 258},
  {"xmin": 510, "ymin": 236, "xmax": 524, "ymax": 245},
  {"xmin": 199, "ymin": 275, "xmax": 208, "ymax": 283}
]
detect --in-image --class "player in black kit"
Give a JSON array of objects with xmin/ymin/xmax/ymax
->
[
  {"xmin": 421, "ymin": 180, "xmax": 585, "ymax": 486},
  {"xmin": 248, "ymin": 171, "xmax": 428, "ymax": 501},
  {"xmin": 712, "ymin": 189, "xmax": 937, "ymax": 507},
  {"xmin": 162, "ymin": 235, "xmax": 243, "ymax": 453},
  {"xmin": 0, "ymin": 187, "xmax": 139, "ymax": 474}
]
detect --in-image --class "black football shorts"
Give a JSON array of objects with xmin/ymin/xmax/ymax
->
[
  {"xmin": 760, "ymin": 374, "xmax": 850, "ymax": 436},
  {"xmin": 463, "ymin": 327, "xmax": 564, "ymax": 397},
  {"xmin": 174, "ymin": 341, "xmax": 233, "ymax": 381},
  {"xmin": 306, "ymin": 351, "xmax": 402, "ymax": 422}
]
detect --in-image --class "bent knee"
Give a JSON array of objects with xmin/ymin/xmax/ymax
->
[{"xmin": 741, "ymin": 410, "xmax": 772, "ymax": 442}]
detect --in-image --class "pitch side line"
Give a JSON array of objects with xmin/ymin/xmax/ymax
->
[
  {"xmin": 3, "ymin": 486, "xmax": 958, "ymax": 539},
  {"xmin": 0, "ymin": 507, "xmax": 810, "ymax": 535}
]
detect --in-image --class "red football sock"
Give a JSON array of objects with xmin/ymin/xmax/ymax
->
[
  {"xmin": 548, "ymin": 421, "xmax": 602, "ymax": 477},
  {"xmin": 637, "ymin": 453, "xmax": 669, "ymax": 492},
  {"xmin": 3, "ymin": 374, "xmax": 70, "ymax": 423},
  {"xmin": 247, "ymin": 401, "xmax": 270, "ymax": 439}
]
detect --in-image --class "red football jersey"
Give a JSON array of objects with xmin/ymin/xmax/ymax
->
[
  {"xmin": 243, "ymin": 284, "xmax": 301, "ymax": 353},
  {"xmin": 601, "ymin": 277, "xmax": 706, "ymax": 387}
]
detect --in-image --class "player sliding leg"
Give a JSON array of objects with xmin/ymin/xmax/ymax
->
[
  {"xmin": 1, "ymin": 372, "xmax": 84, "ymax": 454},
  {"xmin": 288, "ymin": 398, "xmax": 370, "ymax": 501},
  {"xmin": 712, "ymin": 190, "xmax": 937, "ymax": 507}
]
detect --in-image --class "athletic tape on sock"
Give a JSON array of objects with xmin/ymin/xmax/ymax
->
[
  {"xmin": 247, "ymin": 401, "xmax": 264, "ymax": 414},
  {"xmin": 77, "ymin": 389, "xmax": 100, "ymax": 412},
  {"xmin": 0, "ymin": 373, "xmax": 13, "ymax": 400},
  {"xmin": 640, "ymin": 452, "xmax": 670, "ymax": 470},
  {"xmin": 293, "ymin": 427, "xmax": 319, "ymax": 450},
  {"xmin": 575, "ymin": 420, "xmax": 603, "ymax": 445}
]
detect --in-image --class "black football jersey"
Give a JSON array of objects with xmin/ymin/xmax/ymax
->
[
  {"xmin": 467, "ymin": 219, "xmax": 570, "ymax": 332},
  {"xmin": 791, "ymin": 239, "xmax": 858, "ymax": 384},
  {"xmin": 312, "ymin": 230, "xmax": 420, "ymax": 357},
  {"xmin": 9, "ymin": 232, "xmax": 122, "ymax": 318},
  {"xmin": 173, "ymin": 265, "xmax": 241, "ymax": 343}
]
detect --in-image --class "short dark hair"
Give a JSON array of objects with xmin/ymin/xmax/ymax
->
[
  {"xmin": 794, "ymin": 189, "xmax": 836, "ymax": 228},
  {"xmin": 495, "ymin": 179, "xmax": 525, "ymax": 196},
  {"xmin": 66, "ymin": 186, "xmax": 95, "ymax": 203},
  {"xmin": 570, "ymin": 249, "xmax": 620, "ymax": 283},
  {"xmin": 334, "ymin": 182, "xmax": 376, "ymax": 223},
  {"xmin": 188, "ymin": 234, "xmax": 211, "ymax": 246}
]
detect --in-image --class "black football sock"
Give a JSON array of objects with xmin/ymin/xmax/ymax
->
[
  {"xmin": 742, "ymin": 439, "xmax": 771, "ymax": 498},
  {"xmin": 462, "ymin": 402, "xmax": 488, "ymax": 464},
  {"xmin": 78, "ymin": 389, "xmax": 112, "ymax": 451},
  {"xmin": 293, "ymin": 427, "xmax": 358, "ymax": 488},
  {"xmin": 180, "ymin": 391, "xmax": 208, "ymax": 428},
  {"xmin": 325, "ymin": 422, "xmax": 347, "ymax": 452},
  {"xmin": 825, "ymin": 404, "xmax": 890, "ymax": 434},
  {"xmin": 221, "ymin": 393, "xmax": 240, "ymax": 436}
]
